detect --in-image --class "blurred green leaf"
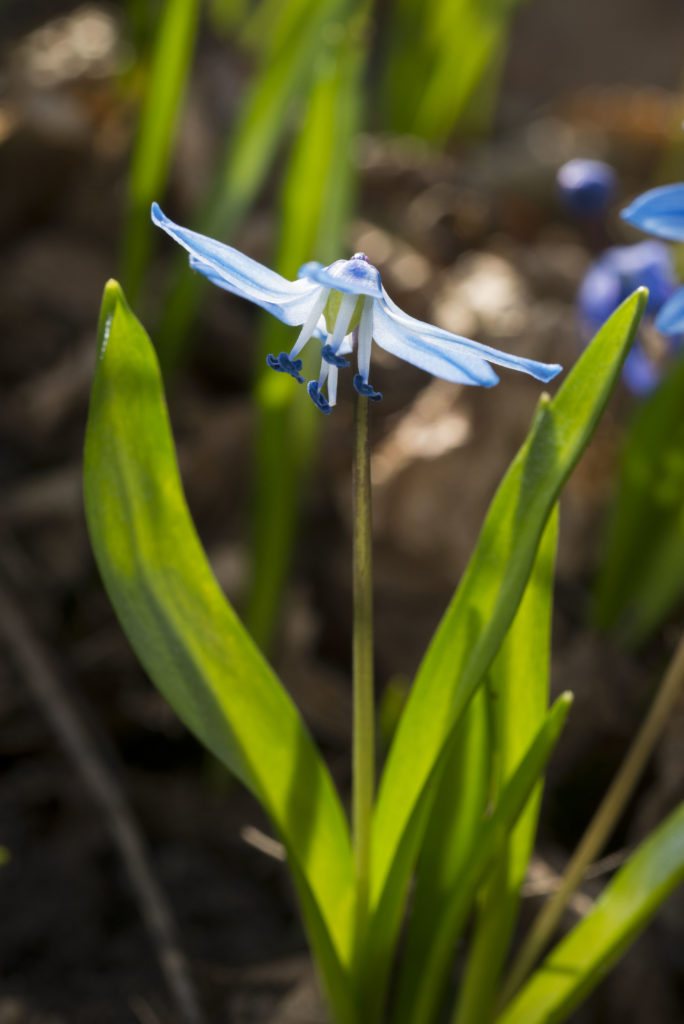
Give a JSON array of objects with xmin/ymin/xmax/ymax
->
[
  {"xmin": 121, "ymin": 0, "xmax": 201, "ymax": 302},
  {"xmin": 594, "ymin": 352, "xmax": 684, "ymax": 647},
  {"xmin": 382, "ymin": 0, "xmax": 522, "ymax": 141},
  {"xmin": 84, "ymin": 282, "xmax": 356, "ymax": 1018},
  {"xmin": 246, "ymin": 17, "xmax": 365, "ymax": 649},
  {"xmin": 393, "ymin": 507, "xmax": 559, "ymax": 1024},
  {"xmin": 453, "ymin": 506, "xmax": 558, "ymax": 1024},
  {"xmin": 496, "ymin": 800, "xmax": 684, "ymax": 1024},
  {"xmin": 367, "ymin": 289, "xmax": 647, "ymax": 1010},
  {"xmin": 398, "ymin": 692, "xmax": 573, "ymax": 1024},
  {"xmin": 207, "ymin": 0, "xmax": 250, "ymax": 36}
]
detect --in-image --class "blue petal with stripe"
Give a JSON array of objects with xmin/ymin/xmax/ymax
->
[
  {"xmin": 377, "ymin": 289, "xmax": 562, "ymax": 384},
  {"xmin": 371, "ymin": 301, "xmax": 498, "ymax": 386},
  {"xmin": 152, "ymin": 203, "xmax": 319, "ymax": 325},
  {"xmin": 621, "ymin": 184, "xmax": 684, "ymax": 242}
]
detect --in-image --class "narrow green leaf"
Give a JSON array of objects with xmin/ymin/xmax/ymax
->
[
  {"xmin": 594, "ymin": 351, "xmax": 684, "ymax": 647},
  {"xmin": 394, "ymin": 688, "xmax": 492, "ymax": 1021},
  {"xmin": 369, "ymin": 290, "xmax": 647, "ymax": 999},
  {"xmin": 382, "ymin": 0, "xmax": 521, "ymax": 141},
  {"xmin": 399, "ymin": 693, "xmax": 574, "ymax": 1024},
  {"xmin": 121, "ymin": 0, "xmax": 200, "ymax": 301},
  {"xmin": 453, "ymin": 506, "xmax": 558, "ymax": 1024},
  {"xmin": 392, "ymin": 508, "xmax": 559, "ymax": 1024},
  {"xmin": 84, "ymin": 282, "xmax": 356, "ymax": 1011},
  {"xmin": 496, "ymin": 800, "xmax": 684, "ymax": 1024}
]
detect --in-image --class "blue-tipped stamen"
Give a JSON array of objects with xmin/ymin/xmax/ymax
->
[
  {"xmin": 266, "ymin": 351, "xmax": 305, "ymax": 382},
  {"xmin": 321, "ymin": 344, "xmax": 350, "ymax": 368},
  {"xmin": 307, "ymin": 380, "xmax": 332, "ymax": 414},
  {"xmin": 353, "ymin": 374, "xmax": 383, "ymax": 401}
]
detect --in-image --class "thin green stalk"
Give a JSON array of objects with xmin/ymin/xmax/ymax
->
[
  {"xmin": 121, "ymin": 0, "xmax": 200, "ymax": 303},
  {"xmin": 352, "ymin": 391, "xmax": 375, "ymax": 949},
  {"xmin": 498, "ymin": 632, "xmax": 684, "ymax": 1008}
]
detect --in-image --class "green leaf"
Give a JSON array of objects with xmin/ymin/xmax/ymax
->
[
  {"xmin": 382, "ymin": 0, "xmax": 521, "ymax": 141},
  {"xmin": 369, "ymin": 289, "xmax": 647, "ymax": 1004},
  {"xmin": 496, "ymin": 800, "xmax": 684, "ymax": 1024},
  {"xmin": 452, "ymin": 506, "xmax": 558, "ymax": 1024},
  {"xmin": 394, "ymin": 687, "xmax": 492, "ymax": 1021},
  {"xmin": 442, "ymin": 514, "xmax": 554, "ymax": 1020},
  {"xmin": 84, "ymin": 282, "xmax": 356, "ymax": 1017},
  {"xmin": 121, "ymin": 0, "xmax": 200, "ymax": 301},
  {"xmin": 398, "ymin": 693, "xmax": 574, "ymax": 1024},
  {"xmin": 594, "ymin": 351, "xmax": 684, "ymax": 647},
  {"xmin": 402, "ymin": 507, "xmax": 557, "ymax": 1024},
  {"xmin": 391, "ymin": 508, "xmax": 559, "ymax": 1024}
]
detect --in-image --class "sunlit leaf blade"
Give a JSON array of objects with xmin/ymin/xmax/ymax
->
[
  {"xmin": 246, "ymin": 22, "xmax": 364, "ymax": 649},
  {"xmin": 393, "ymin": 689, "xmax": 492, "ymax": 1020},
  {"xmin": 400, "ymin": 508, "xmax": 557, "ymax": 1024},
  {"xmin": 495, "ymin": 800, "xmax": 684, "ymax": 1024},
  {"xmin": 453, "ymin": 505, "xmax": 558, "ymax": 1024},
  {"xmin": 121, "ymin": 0, "xmax": 200, "ymax": 301},
  {"xmin": 369, "ymin": 289, "xmax": 647, "ymax": 996},
  {"xmin": 391, "ymin": 509, "xmax": 559, "ymax": 1024},
  {"xmin": 84, "ymin": 282, "xmax": 356, "ymax": 1011},
  {"xmin": 396, "ymin": 693, "xmax": 573, "ymax": 1024},
  {"xmin": 594, "ymin": 351, "xmax": 684, "ymax": 648}
]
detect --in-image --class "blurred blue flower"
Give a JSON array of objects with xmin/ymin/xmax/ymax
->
[
  {"xmin": 622, "ymin": 184, "xmax": 684, "ymax": 334},
  {"xmin": 152, "ymin": 203, "xmax": 562, "ymax": 414},
  {"xmin": 557, "ymin": 158, "xmax": 617, "ymax": 217},
  {"xmin": 577, "ymin": 240, "xmax": 679, "ymax": 395}
]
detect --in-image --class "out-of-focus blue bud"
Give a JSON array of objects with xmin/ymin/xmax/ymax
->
[
  {"xmin": 557, "ymin": 158, "xmax": 617, "ymax": 216},
  {"xmin": 578, "ymin": 242, "xmax": 676, "ymax": 331},
  {"xmin": 577, "ymin": 241, "xmax": 680, "ymax": 395}
]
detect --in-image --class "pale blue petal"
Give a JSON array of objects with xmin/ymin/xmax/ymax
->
[
  {"xmin": 656, "ymin": 284, "xmax": 684, "ymax": 335},
  {"xmin": 378, "ymin": 290, "xmax": 562, "ymax": 383},
  {"xmin": 621, "ymin": 185, "xmax": 684, "ymax": 242},
  {"xmin": 297, "ymin": 258, "xmax": 383, "ymax": 299},
  {"xmin": 152, "ymin": 203, "xmax": 320, "ymax": 325},
  {"xmin": 372, "ymin": 301, "xmax": 500, "ymax": 387}
]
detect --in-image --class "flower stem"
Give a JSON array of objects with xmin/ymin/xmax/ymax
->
[
  {"xmin": 498, "ymin": 632, "xmax": 684, "ymax": 1008},
  {"xmin": 352, "ymin": 391, "xmax": 375, "ymax": 947}
]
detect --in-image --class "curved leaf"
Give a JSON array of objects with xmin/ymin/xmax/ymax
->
[
  {"xmin": 402, "ymin": 692, "xmax": 574, "ymax": 1024},
  {"xmin": 452, "ymin": 505, "xmax": 558, "ymax": 1024},
  {"xmin": 368, "ymin": 289, "xmax": 647, "ymax": 1008},
  {"xmin": 496, "ymin": 800, "xmax": 684, "ymax": 1024},
  {"xmin": 84, "ymin": 282, "xmax": 356, "ymax": 1014}
]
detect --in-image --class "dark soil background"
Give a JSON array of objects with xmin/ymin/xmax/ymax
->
[{"xmin": 2, "ymin": 2, "xmax": 684, "ymax": 1022}]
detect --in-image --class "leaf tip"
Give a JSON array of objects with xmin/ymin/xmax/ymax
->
[
  {"xmin": 98, "ymin": 280, "xmax": 126, "ymax": 362},
  {"xmin": 634, "ymin": 285, "xmax": 649, "ymax": 312},
  {"xmin": 102, "ymin": 277, "xmax": 124, "ymax": 305}
]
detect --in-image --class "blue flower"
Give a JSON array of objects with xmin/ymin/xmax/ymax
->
[
  {"xmin": 577, "ymin": 241, "xmax": 679, "ymax": 395},
  {"xmin": 152, "ymin": 203, "xmax": 562, "ymax": 414},
  {"xmin": 557, "ymin": 158, "xmax": 616, "ymax": 217},
  {"xmin": 621, "ymin": 184, "xmax": 684, "ymax": 335}
]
